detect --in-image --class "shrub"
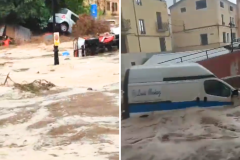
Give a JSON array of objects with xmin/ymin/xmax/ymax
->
[{"xmin": 72, "ymin": 14, "xmax": 110, "ymax": 37}]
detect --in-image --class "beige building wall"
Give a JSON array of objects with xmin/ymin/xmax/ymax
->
[
  {"xmin": 126, "ymin": 36, "xmax": 141, "ymax": 52},
  {"xmin": 170, "ymin": 0, "xmax": 238, "ymax": 52},
  {"xmin": 237, "ymin": 0, "xmax": 240, "ymax": 35},
  {"xmin": 83, "ymin": 0, "xmax": 119, "ymax": 17},
  {"xmin": 171, "ymin": 0, "xmax": 218, "ymax": 32},
  {"xmin": 173, "ymin": 27, "xmax": 220, "ymax": 51},
  {"xmin": 105, "ymin": 0, "xmax": 119, "ymax": 16},
  {"xmin": 121, "ymin": 0, "xmax": 172, "ymax": 53},
  {"xmin": 217, "ymin": 0, "xmax": 237, "ymax": 26},
  {"xmin": 219, "ymin": 27, "xmax": 238, "ymax": 44},
  {"xmin": 125, "ymin": 36, "xmax": 172, "ymax": 53}
]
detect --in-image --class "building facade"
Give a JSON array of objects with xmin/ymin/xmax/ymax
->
[
  {"xmin": 121, "ymin": 0, "xmax": 172, "ymax": 53},
  {"xmin": 170, "ymin": 0, "xmax": 238, "ymax": 52},
  {"xmin": 105, "ymin": 0, "xmax": 119, "ymax": 16},
  {"xmin": 237, "ymin": 0, "xmax": 240, "ymax": 35},
  {"xmin": 84, "ymin": 0, "xmax": 119, "ymax": 17}
]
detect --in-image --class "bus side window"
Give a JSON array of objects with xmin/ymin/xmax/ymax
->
[{"xmin": 204, "ymin": 80, "xmax": 231, "ymax": 97}]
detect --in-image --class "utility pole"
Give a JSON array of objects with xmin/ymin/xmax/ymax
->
[
  {"xmin": 52, "ymin": 0, "xmax": 59, "ymax": 65},
  {"xmin": 132, "ymin": 0, "xmax": 142, "ymax": 52}
]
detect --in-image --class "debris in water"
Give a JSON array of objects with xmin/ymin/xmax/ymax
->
[{"xmin": 2, "ymin": 74, "xmax": 55, "ymax": 93}]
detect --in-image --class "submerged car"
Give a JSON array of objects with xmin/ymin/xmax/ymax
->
[{"xmin": 48, "ymin": 8, "xmax": 79, "ymax": 33}]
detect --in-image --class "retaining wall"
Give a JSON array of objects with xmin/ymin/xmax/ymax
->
[
  {"xmin": 198, "ymin": 50, "xmax": 240, "ymax": 88},
  {"xmin": 198, "ymin": 50, "xmax": 240, "ymax": 78},
  {"xmin": 1, "ymin": 25, "xmax": 31, "ymax": 41}
]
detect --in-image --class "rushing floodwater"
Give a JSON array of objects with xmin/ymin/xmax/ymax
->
[{"xmin": 122, "ymin": 106, "xmax": 240, "ymax": 160}]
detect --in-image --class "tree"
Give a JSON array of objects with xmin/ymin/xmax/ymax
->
[
  {"xmin": 63, "ymin": 0, "xmax": 84, "ymax": 14},
  {"xmin": 0, "ymin": 0, "xmax": 91, "ymax": 30},
  {"xmin": 46, "ymin": 0, "xmax": 90, "ymax": 15},
  {"xmin": 0, "ymin": 0, "xmax": 51, "ymax": 29}
]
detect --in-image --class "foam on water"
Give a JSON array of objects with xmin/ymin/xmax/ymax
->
[{"xmin": 122, "ymin": 106, "xmax": 240, "ymax": 160}]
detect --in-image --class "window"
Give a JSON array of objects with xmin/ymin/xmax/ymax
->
[
  {"xmin": 181, "ymin": 7, "xmax": 186, "ymax": 13},
  {"xmin": 59, "ymin": 8, "xmax": 68, "ymax": 14},
  {"xmin": 156, "ymin": 12, "xmax": 163, "ymax": 30},
  {"xmin": 232, "ymin": 33, "xmax": 236, "ymax": 41},
  {"xmin": 223, "ymin": 32, "xmax": 226, "ymax": 43},
  {"xmin": 227, "ymin": 33, "xmax": 229, "ymax": 42},
  {"xmin": 230, "ymin": 6, "xmax": 233, "ymax": 11},
  {"xmin": 163, "ymin": 75, "xmax": 215, "ymax": 81},
  {"xmin": 221, "ymin": 14, "xmax": 224, "ymax": 25},
  {"xmin": 71, "ymin": 14, "xmax": 79, "ymax": 22},
  {"xmin": 230, "ymin": 17, "xmax": 235, "ymax": 25},
  {"xmin": 200, "ymin": 34, "xmax": 208, "ymax": 45},
  {"xmin": 112, "ymin": 2, "xmax": 118, "ymax": 12},
  {"xmin": 220, "ymin": 1, "xmax": 224, "ymax": 8},
  {"xmin": 196, "ymin": 0, "xmax": 207, "ymax": 10},
  {"xmin": 139, "ymin": 19, "xmax": 146, "ymax": 34},
  {"xmin": 159, "ymin": 38, "xmax": 166, "ymax": 52},
  {"xmin": 107, "ymin": 1, "xmax": 110, "ymax": 11},
  {"xmin": 136, "ymin": 0, "xmax": 142, "ymax": 6},
  {"xmin": 204, "ymin": 80, "xmax": 231, "ymax": 97},
  {"xmin": 111, "ymin": 2, "xmax": 114, "ymax": 12}
]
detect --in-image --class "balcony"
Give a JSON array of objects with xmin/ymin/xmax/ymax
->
[
  {"xmin": 156, "ymin": 22, "xmax": 169, "ymax": 32},
  {"xmin": 121, "ymin": 19, "xmax": 131, "ymax": 31}
]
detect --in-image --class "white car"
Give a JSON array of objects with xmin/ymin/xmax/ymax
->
[
  {"xmin": 105, "ymin": 19, "xmax": 120, "ymax": 35},
  {"xmin": 232, "ymin": 38, "xmax": 240, "ymax": 48},
  {"xmin": 48, "ymin": 8, "xmax": 79, "ymax": 33}
]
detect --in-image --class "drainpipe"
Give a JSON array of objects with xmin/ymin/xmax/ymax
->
[
  {"xmin": 132, "ymin": 0, "xmax": 142, "ymax": 52},
  {"xmin": 237, "ymin": 0, "xmax": 240, "ymax": 37}
]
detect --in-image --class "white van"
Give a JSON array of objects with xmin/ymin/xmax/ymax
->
[
  {"xmin": 48, "ymin": 8, "xmax": 79, "ymax": 33},
  {"xmin": 122, "ymin": 63, "xmax": 240, "ymax": 118}
]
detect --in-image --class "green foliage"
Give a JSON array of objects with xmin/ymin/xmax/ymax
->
[
  {"xmin": 64, "ymin": 0, "xmax": 84, "ymax": 14},
  {"xmin": 0, "ymin": 0, "xmax": 51, "ymax": 28},
  {"xmin": 79, "ymin": 5, "xmax": 91, "ymax": 14},
  {"xmin": 0, "ymin": 0, "xmax": 91, "ymax": 30},
  {"xmin": 98, "ymin": 10, "xmax": 104, "ymax": 17},
  {"xmin": 62, "ymin": 0, "xmax": 91, "ymax": 14}
]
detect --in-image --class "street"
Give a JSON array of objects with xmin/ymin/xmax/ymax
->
[{"xmin": 0, "ymin": 41, "xmax": 119, "ymax": 160}]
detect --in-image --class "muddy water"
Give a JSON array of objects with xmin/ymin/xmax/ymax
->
[
  {"xmin": 122, "ymin": 106, "xmax": 240, "ymax": 160},
  {"xmin": 0, "ymin": 42, "xmax": 119, "ymax": 160}
]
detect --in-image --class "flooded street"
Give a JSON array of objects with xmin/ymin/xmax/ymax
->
[
  {"xmin": 0, "ymin": 42, "xmax": 119, "ymax": 160},
  {"xmin": 122, "ymin": 107, "xmax": 240, "ymax": 160}
]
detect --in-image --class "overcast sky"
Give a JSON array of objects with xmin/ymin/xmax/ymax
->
[{"xmin": 166, "ymin": 0, "xmax": 236, "ymax": 8}]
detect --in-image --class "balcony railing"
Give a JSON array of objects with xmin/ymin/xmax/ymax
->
[
  {"xmin": 156, "ymin": 22, "xmax": 169, "ymax": 32},
  {"xmin": 122, "ymin": 19, "xmax": 131, "ymax": 31}
]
